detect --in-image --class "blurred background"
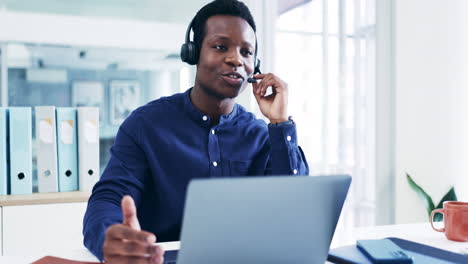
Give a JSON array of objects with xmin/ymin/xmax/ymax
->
[{"xmin": 0, "ymin": 0, "xmax": 467, "ymax": 228}]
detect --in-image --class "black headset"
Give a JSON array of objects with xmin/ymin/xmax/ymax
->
[{"xmin": 180, "ymin": 17, "xmax": 261, "ymax": 76}]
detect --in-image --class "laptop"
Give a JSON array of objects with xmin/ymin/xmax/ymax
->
[{"xmin": 164, "ymin": 175, "xmax": 351, "ymax": 264}]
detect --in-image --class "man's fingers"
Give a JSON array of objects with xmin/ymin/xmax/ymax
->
[
  {"xmin": 252, "ymin": 73, "xmax": 287, "ymax": 97},
  {"xmin": 106, "ymin": 224, "xmax": 156, "ymax": 244},
  {"xmin": 252, "ymin": 81, "xmax": 260, "ymax": 96},
  {"xmin": 122, "ymin": 195, "xmax": 141, "ymax": 230},
  {"xmin": 258, "ymin": 77, "xmax": 274, "ymax": 96},
  {"xmin": 104, "ymin": 224, "xmax": 163, "ymax": 264},
  {"xmin": 103, "ymin": 239, "xmax": 164, "ymax": 257},
  {"xmin": 252, "ymin": 82, "xmax": 265, "ymax": 106},
  {"xmin": 253, "ymin": 73, "xmax": 266, "ymax": 79},
  {"xmin": 253, "ymin": 74, "xmax": 276, "ymax": 97}
]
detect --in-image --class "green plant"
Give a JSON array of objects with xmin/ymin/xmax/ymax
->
[{"xmin": 406, "ymin": 173, "xmax": 457, "ymax": 222}]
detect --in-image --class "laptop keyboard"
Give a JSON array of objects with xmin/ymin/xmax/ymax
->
[{"xmin": 164, "ymin": 250, "xmax": 178, "ymax": 264}]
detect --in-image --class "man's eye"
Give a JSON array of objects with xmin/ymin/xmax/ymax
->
[
  {"xmin": 214, "ymin": 45, "xmax": 226, "ymax": 51},
  {"xmin": 242, "ymin": 49, "xmax": 253, "ymax": 56}
]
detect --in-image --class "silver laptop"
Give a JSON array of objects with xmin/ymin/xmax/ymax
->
[{"xmin": 167, "ymin": 175, "xmax": 351, "ymax": 264}]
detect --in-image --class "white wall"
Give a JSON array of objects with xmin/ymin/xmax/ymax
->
[
  {"xmin": 0, "ymin": 0, "xmax": 209, "ymax": 24},
  {"xmin": 0, "ymin": 10, "xmax": 185, "ymax": 51},
  {"xmin": 395, "ymin": 0, "xmax": 468, "ymax": 223}
]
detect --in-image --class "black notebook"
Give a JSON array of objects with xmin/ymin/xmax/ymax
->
[{"xmin": 328, "ymin": 237, "xmax": 468, "ymax": 264}]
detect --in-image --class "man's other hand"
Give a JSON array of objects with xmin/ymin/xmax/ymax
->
[
  {"xmin": 251, "ymin": 73, "xmax": 289, "ymax": 124},
  {"xmin": 103, "ymin": 195, "xmax": 165, "ymax": 264}
]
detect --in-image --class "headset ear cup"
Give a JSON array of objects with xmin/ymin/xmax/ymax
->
[
  {"xmin": 180, "ymin": 43, "xmax": 189, "ymax": 63},
  {"xmin": 181, "ymin": 42, "xmax": 197, "ymax": 65},
  {"xmin": 180, "ymin": 42, "xmax": 197, "ymax": 65},
  {"xmin": 188, "ymin": 42, "xmax": 198, "ymax": 65}
]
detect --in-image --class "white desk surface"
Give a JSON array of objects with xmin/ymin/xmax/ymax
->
[{"xmin": 2, "ymin": 223, "xmax": 467, "ymax": 263}]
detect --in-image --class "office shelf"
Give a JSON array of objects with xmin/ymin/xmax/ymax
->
[{"xmin": 0, "ymin": 191, "xmax": 91, "ymax": 207}]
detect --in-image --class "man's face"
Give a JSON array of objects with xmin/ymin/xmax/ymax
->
[{"xmin": 196, "ymin": 15, "xmax": 256, "ymax": 99}]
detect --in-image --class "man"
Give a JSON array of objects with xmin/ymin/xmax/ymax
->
[{"xmin": 83, "ymin": 0, "xmax": 309, "ymax": 263}]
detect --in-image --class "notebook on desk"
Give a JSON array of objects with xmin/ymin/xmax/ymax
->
[
  {"xmin": 327, "ymin": 237, "xmax": 468, "ymax": 264},
  {"xmin": 163, "ymin": 175, "xmax": 351, "ymax": 264}
]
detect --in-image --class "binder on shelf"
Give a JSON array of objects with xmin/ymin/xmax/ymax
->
[
  {"xmin": 77, "ymin": 107, "xmax": 100, "ymax": 191},
  {"xmin": 0, "ymin": 108, "xmax": 9, "ymax": 195},
  {"xmin": 35, "ymin": 106, "xmax": 59, "ymax": 193},
  {"xmin": 56, "ymin": 107, "xmax": 78, "ymax": 192},
  {"xmin": 9, "ymin": 107, "xmax": 33, "ymax": 195}
]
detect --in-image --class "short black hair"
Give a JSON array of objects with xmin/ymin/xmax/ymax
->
[{"xmin": 192, "ymin": 0, "xmax": 257, "ymax": 60}]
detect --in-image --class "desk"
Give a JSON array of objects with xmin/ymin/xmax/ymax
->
[
  {"xmin": 1, "ymin": 223, "xmax": 466, "ymax": 263},
  {"xmin": 331, "ymin": 222, "xmax": 468, "ymax": 253}
]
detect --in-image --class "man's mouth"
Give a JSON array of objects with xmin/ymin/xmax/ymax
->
[
  {"xmin": 227, "ymin": 74, "xmax": 242, "ymax": 79},
  {"xmin": 221, "ymin": 72, "xmax": 244, "ymax": 86}
]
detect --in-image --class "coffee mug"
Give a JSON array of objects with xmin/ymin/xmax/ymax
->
[{"xmin": 430, "ymin": 201, "xmax": 468, "ymax": 242}]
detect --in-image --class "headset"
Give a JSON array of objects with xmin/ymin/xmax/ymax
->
[{"xmin": 180, "ymin": 17, "xmax": 262, "ymax": 82}]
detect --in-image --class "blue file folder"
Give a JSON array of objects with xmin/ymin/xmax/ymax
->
[
  {"xmin": 0, "ymin": 108, "xmax": 9, "ymax": 195},
  {"xmin": 56, "ymin": 108, "xmax": 78, "ymax": 192},
  {"xmin": 9, "ymin": 107, "xmax": 33, "ymax": 195}
]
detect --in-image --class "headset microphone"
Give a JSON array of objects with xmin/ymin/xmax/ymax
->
[{"xmin": 247, "ymin": 58, "xmax": 261, "ymax": 83}]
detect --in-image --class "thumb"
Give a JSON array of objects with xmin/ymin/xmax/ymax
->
[{"xmin": 121, "ymin": 195, "xmax": 141, "ymax": 230}]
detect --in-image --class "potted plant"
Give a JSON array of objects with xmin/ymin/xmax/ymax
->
[{"xmin": 406, "ymin": 173, "xmax": 458, "ymax": 221}]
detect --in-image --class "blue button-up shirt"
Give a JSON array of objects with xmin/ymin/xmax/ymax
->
[{"xmin": 83, "ymin": 88, "xmax": 309, "ymax": 260}]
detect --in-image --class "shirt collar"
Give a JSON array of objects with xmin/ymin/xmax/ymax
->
[{"xmin": 183, "ymin": 88, "xmax": 238, "ymax": 127}]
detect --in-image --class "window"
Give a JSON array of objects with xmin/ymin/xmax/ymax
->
[{"xmin": 273, "ymin": 0, "xmax": 376, "ymax": 227}]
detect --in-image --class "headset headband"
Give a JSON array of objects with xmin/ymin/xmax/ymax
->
[{"xmin": 185, "ymin": 17, "xmax": 195, "ymax": 45}]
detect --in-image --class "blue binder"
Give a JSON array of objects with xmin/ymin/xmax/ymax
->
[
  {"xmin": 56, "ymin": 107, "xmax": 78, "ymax": 192},
  {"xmin": 0, "ymin": 108, "xmax": 9, "ymax": 195},
  {"xmin": 328, "ymin": 237, "xmax": 468, "ymax": 264},
  {"xmin": 9, "ymin": 107, "xmax": 33, "ymax": 195}
]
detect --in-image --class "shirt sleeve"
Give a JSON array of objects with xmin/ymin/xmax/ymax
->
[
  {"xmin": 265, "ymin": 121, "xmax": 309, "ymax": 175},
  {"xmin": 82, "ymin": 115, "xmax": 148, "ymax": 261}
]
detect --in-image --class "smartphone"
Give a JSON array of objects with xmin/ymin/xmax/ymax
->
[{"xmin": 357, "ymin": 239, "xmax": 413, "ymax": 264}]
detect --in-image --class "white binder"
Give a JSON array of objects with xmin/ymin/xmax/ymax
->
[
  {"xmin": 77, "ymin": 107, "xmax": 100, "ymax": 191},
  {"xmin": 35, "ymin": 106, "xmax": 59, "ymax": 193}
]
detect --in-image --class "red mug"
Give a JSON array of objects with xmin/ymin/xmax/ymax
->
[{"xmin": 430, "ymin": 201, "xmax": 468, "ymax": 242}]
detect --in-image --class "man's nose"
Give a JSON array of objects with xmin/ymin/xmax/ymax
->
[{"xmin": 225, "ymin": 50, "xmax": 243, "ymax": 67}]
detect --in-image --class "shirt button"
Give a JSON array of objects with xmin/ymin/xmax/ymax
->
[
  {"xmin": 293, "ymin": 169, "xmax": 298, "ymax": 175},
  {"xmin": 202, "ymin": 115, "xmax": 208, "ymax": 121},
  {"xmin": 211, "ymin": 129, "xmax": 215, "ymax": 135},
  {"xmin": 287, "ymin": 135, "xmax": 292, "ymax": 141},
  {"xmin": 212, "ymin": 161, "xmax": 218, "ymax": 167}
]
